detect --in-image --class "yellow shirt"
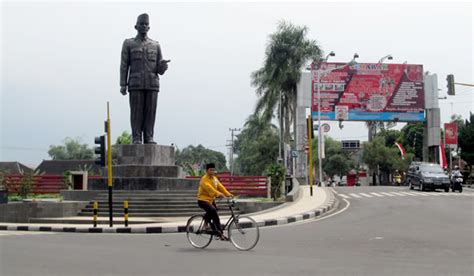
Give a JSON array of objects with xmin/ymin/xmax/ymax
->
[{"xmin": 197, "ymin": 174, "xmax": 232, "ymax": 203}]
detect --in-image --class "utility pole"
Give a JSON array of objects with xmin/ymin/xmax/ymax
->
[{"xmin": 229, "ymin": 128, "xmax": 241, "ymax": 175}]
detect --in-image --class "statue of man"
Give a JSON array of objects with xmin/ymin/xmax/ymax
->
[{"xmin": 120, "ymin": 13, "xmax": 169, "ymax": 144}]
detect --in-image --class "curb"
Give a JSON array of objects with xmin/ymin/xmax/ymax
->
[{"xmin": 0, "ymin": 189, "xmax": 337, "ymax": 234}]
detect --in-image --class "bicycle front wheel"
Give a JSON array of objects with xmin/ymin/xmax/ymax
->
[
  {"xmin": 228, "ymin": 216, "xmax": 260, "ymax": 251},
  {"xmin": 186, "ymin": 215, "xmax": 213, "ymax": 249}
]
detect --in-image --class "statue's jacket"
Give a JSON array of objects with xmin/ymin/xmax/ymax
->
[{"xmin": 120, "ymin": 35, "xmax": 166, "ymax": 92}]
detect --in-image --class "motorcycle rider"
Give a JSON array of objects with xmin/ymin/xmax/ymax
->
[
  {"xmin": 451, "ymin": 165, "xmax": 463, "ymax": 192},
  {"xmin": 452, "ymin": 166, "xmax": 462, "ymax": 178}
]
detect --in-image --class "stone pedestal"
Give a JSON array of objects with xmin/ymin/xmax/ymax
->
[
  {"xmin": 117, "ymin": 144, "xmax": 175, "ymax": 165},
  {"xmin": 89, "ymin": 144, "xmax": 197, "ymax": 191}
]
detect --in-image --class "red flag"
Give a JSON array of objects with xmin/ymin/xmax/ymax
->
[
  {"xmin": 394, "ymin": 142, "xmax": 406, "ymax": 160},
  {"xmin": 439, "ymin": 140, "xmax": 447, "ymax": 169}
]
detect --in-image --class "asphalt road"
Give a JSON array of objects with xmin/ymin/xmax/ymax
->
[{"xmin": 1, "ymin": 187, "xmax": 473, "ymax": 276}]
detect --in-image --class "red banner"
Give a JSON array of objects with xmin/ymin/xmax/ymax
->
[{"xmin": 444, "ymin": 123, "xmax": 458, "ymax": 145}]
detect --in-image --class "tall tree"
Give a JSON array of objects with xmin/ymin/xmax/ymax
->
[
  {"xmin": 362, "ymin": 136, "xmax": 411, "ymax": 185},
  {"xmin": 48, "ymin": 137, "xmax": 94, "ymax": 160},
  {"xmin": 310, "ymin": 136, "xmax": 356, "ymax": 180},
  {"xmin": 376, "ymin": 129, "xmax": 402, "ymax": 147},
  {"xmin": 399, "ymin": 123, "xmax": 424, "ymax": 160},
  {"xmin": 459, "ymin": 112, "xmax": 474, "ymax": 169},
  {"xmin": 111, "ymin": 131, "xmax": 132, "ymax": 162},
  {"xmin": 251, "ymin": 21, "xmax": 322, "ymax": 159},
  {"xmin": 115, "ymin": 131, "xmax": 132, "ymax": 145},
  {"xmin": 234, "ymin": 114, "xmax": 279, "ymax": 175},
  {"xmin": 176, "ymin": 145, "xmax": 228, "ymax": 175}
]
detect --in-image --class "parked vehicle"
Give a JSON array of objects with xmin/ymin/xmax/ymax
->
[{"xmin": 406, "ymin": 162, "xmax": 450, "ymax": 192}]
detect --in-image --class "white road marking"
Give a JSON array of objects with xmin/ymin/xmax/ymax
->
[
  {"xmin": 0, "ymin": 231, "xmax": 55, "ymax": 237},
  {"xmin": 339, "ymin": 194, "xmax": 351, "ymax": 199},
  {"xmin": 358, "ymin": 193, "xmax": 373, "ymax": 198},
  {"xmin": 379, "ymin": 192, "xmax": 396, "ymax": 197},
  {"xmin": 349, "ymin": 193, "xmax": 362, "ymax": 198},
  {"xmin": 389, "ymin": 192, "xmax": 406, "ymax": 196},
  {"xmin": 400, "ymin": 192, "xmax": 418, "ymax": 196},
  {"xmin": 369, "ymin": 192, "xmax": 384, "ymax": 197}
]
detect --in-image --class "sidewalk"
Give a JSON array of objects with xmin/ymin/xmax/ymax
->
[{"xmin": 0, "ymin": 186, "xmax": 336, "ymax": 234}]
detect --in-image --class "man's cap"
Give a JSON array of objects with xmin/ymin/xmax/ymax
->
[
  {"xmin": 136, "ymin": 13, "xmax": 149, "ymax": 23},
  {"xmin": 205, "ymin": 163, "xmax": 216, "ymax": 170}
]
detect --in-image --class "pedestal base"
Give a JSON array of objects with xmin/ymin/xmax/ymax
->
[{"xmin": 117, "ymin": 144, "xmax": 175, "ymax": 166}]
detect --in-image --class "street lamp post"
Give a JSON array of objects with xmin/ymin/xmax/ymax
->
[
  {"xmin": 378, "ymin": 54, "xmax": 393, "ymax": 64},
  {"xmin": 313, "ymin": 52, "xmax": 358, "ymax": 187},
  {"xmin": 315, "ymin": 51, "xmax": 334, "ymax": 187}
]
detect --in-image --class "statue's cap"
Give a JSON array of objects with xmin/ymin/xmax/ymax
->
[{"xmin": 136, "ymin": 13, "xmax": 149, "ymax": 23}]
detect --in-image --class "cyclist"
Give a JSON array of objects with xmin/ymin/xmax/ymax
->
[{"xmin": 197, "ymin": 163, "xmax": 233, "ymax": 241}]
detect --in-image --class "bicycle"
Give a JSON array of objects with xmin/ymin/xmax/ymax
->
[{"xmin": 185, "ymin": 197, "xmax": 260, "ymax": 251}]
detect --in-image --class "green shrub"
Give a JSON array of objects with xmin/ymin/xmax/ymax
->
[
  {"xmin": 19, "ymin": 172, "xmax": 35, "ymax": 198},
  {"xmin": 267, "ymin": 164, "xmax": 285, "ymax": 201}
]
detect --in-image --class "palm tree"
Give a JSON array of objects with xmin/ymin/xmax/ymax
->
[
  {"xmin": 243, "ymin": 113, "xmax": 278, "ymax": 138},
  {"xmin": 366, "ymin": 121, "xmax": 397, "ymax": 141},
  {"xmin": 251, "ymin": 20, "xmax": 322, "ymax": 160}
]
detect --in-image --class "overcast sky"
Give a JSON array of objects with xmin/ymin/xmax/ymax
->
[{"xmin": 1, "ymin": 1, "xmax": 473, "ymax": 167}]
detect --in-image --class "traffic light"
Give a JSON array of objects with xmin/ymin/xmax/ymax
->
[
  {"xmin": 94, "ymin": 135, "xmax": 106, "ymax": 166},
  {"xmin": 447, "ymin": 74, "xmax": 455, "ymax": 95}
]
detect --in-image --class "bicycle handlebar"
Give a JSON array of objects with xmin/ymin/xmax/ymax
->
[{"xmin": 216, "ymin": 196, "xmax": 236, "ymax": 206}]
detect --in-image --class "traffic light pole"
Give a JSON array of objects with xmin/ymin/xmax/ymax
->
[{"xmin": 106, "ymin": 102, "xmax": 113, "ymax": 227}]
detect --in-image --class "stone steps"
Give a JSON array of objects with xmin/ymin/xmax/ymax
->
[
  {"xmin": 77, "ymin": 211, "xmax": 234, "ymax": 217},
  {"xmin": 87, "ymin": 201, "xmax": 199, "ymax": 206},
  {"xmin": 77, "ymin": 190, "xmax": 239, "ymax": 217}
]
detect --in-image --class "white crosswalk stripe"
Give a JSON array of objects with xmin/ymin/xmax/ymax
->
[
  {"xmin": 335, "ymin": 190, "xmax": 474, "ymax": 200},
  {"xmin": 400, "ymin": 192, "xmax": 418, "ymax": 196},
  {"xmin": 389, "ymin": 192, "xmax": 407, "ymax": 196},
  {"xmin": 379, "ymin": 192, "xmax": 396, "ymax": 197}
]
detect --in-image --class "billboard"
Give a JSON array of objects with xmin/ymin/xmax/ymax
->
[
  {"xmin": 444, "ymin": 123, "xmax": 458, "ymax": 145},
  {"xmin": 311, "ymin": 62, "xmax": 425, "ymax": 121}
]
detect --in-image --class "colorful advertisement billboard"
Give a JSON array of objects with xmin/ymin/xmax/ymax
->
[
  {"xmin": 444, "ymin": 123, "xmax": 458, "ymax": 145},
  {"xmin": 311, "ymin": 62, "xmax": 425, "ymax": 121}
]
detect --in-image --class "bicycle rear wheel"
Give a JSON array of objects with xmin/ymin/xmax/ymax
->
[
  {"xmin": 228, "ymin": 216, "xmax": 260, "ymax": 251},
  {"xmin": 186, "ymin": 215, "xmax": 213, "ymax": 249}
]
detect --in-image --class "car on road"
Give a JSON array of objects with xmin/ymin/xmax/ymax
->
[{"xmin": 407, "ymin": 162, "xmax": 450, "ymax": 192}]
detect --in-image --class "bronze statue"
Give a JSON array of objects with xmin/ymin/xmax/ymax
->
[{"xmin": 120, "ymin": 13, "xmax": 170, "ymax": 144}]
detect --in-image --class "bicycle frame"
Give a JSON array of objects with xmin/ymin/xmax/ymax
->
[
  {"xmin": 221, "ymin": 198, "xmax": 239, "ymax": 231},
  {"xmin": 203, "ymin": 198, "xmax": 238, "ymax": 233}
]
